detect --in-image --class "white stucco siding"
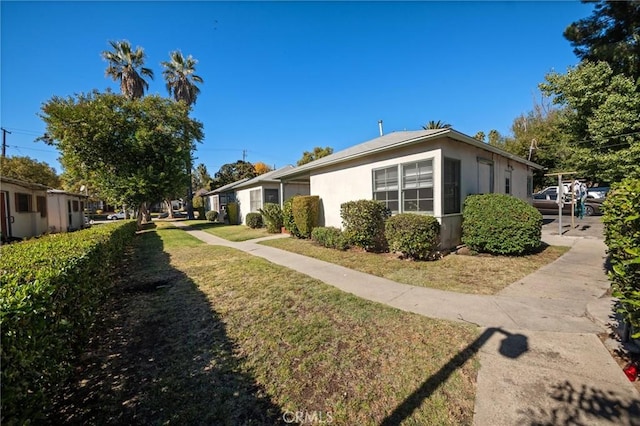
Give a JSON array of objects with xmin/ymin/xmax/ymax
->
[
  {"xmin": 283, "ymin": 183, "xmax": 310, "ymax": 201},
  {"xmin": 310, "ymin": 145, "xmax": 443, "ymax": 228},
  {"xmin": 2, "ymin": 181, "xmax": 48, "ymax": 239}
]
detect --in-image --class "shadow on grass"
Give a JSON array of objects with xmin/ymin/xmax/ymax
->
[
  {"xmin": 380, "ymin": 328, "xmax": 528, "ymax": 426},
  {"xmin": 47, "ymin": 230, "xmax": 288, "ymax": 425}
]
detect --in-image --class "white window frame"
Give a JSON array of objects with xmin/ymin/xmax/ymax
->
[
  {"xmin": 249, "ymin": 189, "xmax": 262, "ymax": 212},
  {"xmin": 371, "ymin": 158, "xmax": 434, "ymax": 215}
]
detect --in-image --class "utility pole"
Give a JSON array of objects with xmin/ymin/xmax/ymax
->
[
  {"xmin": 242, "ymin": 149, "xmax": 247, "ymax": 162},
  {"xmin": 1, "ymin": 127, "xmax": 11, "ymax": 158}
]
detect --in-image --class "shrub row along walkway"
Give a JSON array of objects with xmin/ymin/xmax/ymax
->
[{"xmin": 172, "ymin": 222, "xmax": 640, "ymax": 425}]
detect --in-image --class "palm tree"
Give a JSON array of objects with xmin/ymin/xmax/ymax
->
[
  {"xmin": 102, "ymin": 40, "xmax": 154, "ymax": 100},
  {"xmin": 422, "ymin": 120, "xmax": 452, "ymax": 130},
  {"xmin": 161, "ymin": 51, "xmax": 203, "ymax": 106}
]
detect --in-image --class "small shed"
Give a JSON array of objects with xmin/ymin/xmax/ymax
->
[{"xmin": 47, "ymin": 189, "xmax": 89, "ymax": 233}]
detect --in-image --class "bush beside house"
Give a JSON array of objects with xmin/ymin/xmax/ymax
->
[
  {"xmin": 226, "ymin": 202, "xmax": 239, "ymax": 225},
  {"xmin": 340, "ymin": 200, "xmax": 390, "ymax": 252},
  {"xmin": 462, "ymin": 194, "xmax": 542, "ymax": 255},
  {"xmin": 385, "ymin": 214, "xmax": 440, "ymax": 260},
  {"xmin": 292, "ymin": 196, "xmax": 320, "ymax": 238},
  {"xmin": 260, "ymin": 203, "xmax": 283, "ymax": 233},
  {"xmin": 246, "ymin": 212, "xmax": 263, "ymax": 229},
  {"xmin": 311, "ymin": 226, "xmax": 349, "ymax": 250}
]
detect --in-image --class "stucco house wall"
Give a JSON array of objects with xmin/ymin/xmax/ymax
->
[
  {"xmin": 283, "ymin": 130, "xmax": 539, "ymax": 249},
  {"xmin": 46, "ymin": 190, "xmax": 88, "ymax": 233},
  {"xmin": 1, "ymin": 177, "xmax": 49, "ymax": 241}
]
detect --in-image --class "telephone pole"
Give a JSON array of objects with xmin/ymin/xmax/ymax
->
[{"xmin": 1, "ymin": 127, "xmax": 11, "ymax": 158}]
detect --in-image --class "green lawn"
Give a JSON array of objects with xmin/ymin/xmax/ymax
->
[
  {"xmin": 182, "ymin": 220, "xmax": 272, "ymax": 241},
  {"xmin": 50, "ymin": 224, "xmax": 479, "ymax": 425},
  {"xmin": 259, "ymin": 237, "xmax": 570, "ymax": 295}
]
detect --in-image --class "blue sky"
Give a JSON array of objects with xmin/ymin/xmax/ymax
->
[{"xmin": 1, "ymin": 1, "xmax": 592, "ymax": 178}]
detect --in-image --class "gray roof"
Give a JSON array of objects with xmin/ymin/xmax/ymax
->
[
  {"xmin": 1, "ymin": 176, "xmax": 50, "ymax": 190},
  {"xmin": 232, "ymin": 165, "xmax": 295, "ymax": 190},
  {"xmin": 205, "ymin": 165, "xmax": 296, "ymax": 195},
  {"xmin": 273, "ymin": 128, "xmax": 542, "ymax": 179},
  {"xmin": 205, "ymin": 178, "xmax": 250, "ymax": 195}
]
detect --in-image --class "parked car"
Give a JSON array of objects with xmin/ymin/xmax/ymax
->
[
  {"xmin": 532, "ymin": 190, "xmax": 603, "ymax": 216},
  {"xmin": 106, "ymin": 211, "xmax": 126, "ymax": 220},
  {"xmin": 587, "ymin": 186, "xmax": 609, "ymax": 199}
]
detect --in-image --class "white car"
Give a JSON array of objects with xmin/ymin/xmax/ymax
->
[{"xmin": 106, "ymin": 211, "xmax": 126, "ymax": 220}]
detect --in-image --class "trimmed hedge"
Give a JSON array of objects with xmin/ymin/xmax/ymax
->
[
  {"xmin": 385, "ymin": 214, "xmax": 440, "ymax": 260},
  {"xmin": 246, "ymin": 212, "xmax": 263, "ymax": 229},
  {"xmin": 311, "ymin": 226, "xmax": 349, "ymax": 250},
  {"xmin": 205, "ymin": 210, "xmax": 218, "ymax": 222},
  {"xmin": 603, "ymin": 177, "xmax": 640, "ymax": 338},
  {"xmin": 462, "ymin": 194, "xmax": 542, "ymax": 255},
  {"xmin": 226, "ymin": 202, "xmax": 239, "ymax": 225},
  {"xmin": 0, "ymin": 221, "xmax": 137, "ymax": 422},
  {"xmin": 292, "ymin": 196, "xmax": 320, "ymax": 238},
  {"xmin": 340, "ymin": 200, "xmax": 390, "ymax": 251},
  {"xmin": 259, "ymin": 203, "xmax": 283, "ymax": 233},
  {"xmin": 283, "ymin": 197, "xmax": 302, "ymax": 238}
]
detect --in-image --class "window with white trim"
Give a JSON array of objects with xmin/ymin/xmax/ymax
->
[
  {"xmin": 373, "ymin": 166, "xmax": 399, "ymax": 213},
  {"xmin": 402, "ymin": 160, "xmax": 433, "ymax": 214},
  {"xmin": 249, "ymin": 189, "xmax": 261, "ymax": 212}
]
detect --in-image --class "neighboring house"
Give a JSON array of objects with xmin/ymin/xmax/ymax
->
[
  {"xmin": 46, "ymin": 189, "xmax": 89, "ymax": 233},
  {"xmin": 0, "ymin": 177, "xmax": 49, "ymax": 242},
  {"xmin": 232, "ymin": 166, "xmax": 309, "ymax": 224},
  {"xmin": 204, "ymin": 178, "xmax": 249, "ymax": 215},
  {"xmin": 274, "ymin": 128, "xmax": 543, "ymax": 249}
]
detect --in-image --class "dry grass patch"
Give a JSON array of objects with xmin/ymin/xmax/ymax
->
[
  {"xmin": 49, "ymin": 226, "xmax": 479, "ymax": 425},
  {"xmin": 259, "ymin": 238, "xmax": 570, "ymax": 295}
]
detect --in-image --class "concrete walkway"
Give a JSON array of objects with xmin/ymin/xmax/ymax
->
[{"xmin": 173, "ymin": 223, "xmax": 640, "ymax": 425}]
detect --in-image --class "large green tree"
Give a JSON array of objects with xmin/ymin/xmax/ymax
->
[
  {"xmin": 161, "ymin": 51, "xmax": 203, "ymax": 106},
  {"xmin": 39, "ymin": 91, "xmax": 203, "ymax": 225},
  {"xmin": 539, "ymin": 61, "xmax": 640, "ymax": 183},
  {"xmin": 564, "ymin": 0, "xmax": 640, "ymax": 80},
  {"xmin": 211, "ymin": 160, "xmax": 256, "ymax": 189},
  {"xmin": 0, "ymin": 156, "xmax": 60, "ymax": 188},
  {"xmin": 297, "ymin": 146, "xmax": 334, "ymax": 166},
  {"xmin": 192, "ymin": 163, "xmax": 212, "ymax": 191},
  {"xmin": 102, "ymin": 40, "xmax": 154, "ymax": 100}
]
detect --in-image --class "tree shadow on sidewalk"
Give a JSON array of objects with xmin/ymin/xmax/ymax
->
[
  {"xmin": 47, "ymin": 230, "xmax": 288, "ymax": 425},
  {"xmin": 519, "ymin": 380, "xmax": 640, "ymax": 425}
]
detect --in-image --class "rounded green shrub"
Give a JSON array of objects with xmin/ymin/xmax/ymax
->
[
  {"xmin": 205, "ymin": 210, "xmax": 218, "ymax": 222},
  {"xmin": 259, "ymin": 203, "xmax": 283, "ymax": 233},
  {"xmin": 226, "ymin": 202, "xmax": 239, "ymax": 225},
  {"xmin": 462, "ymin": 194, "xmax": 542, "ymax": 255},
  {"xmin": 340, "ymin": 200, "xmax": 390, "ymax": 251},
  {"xmin": 311, "ymin": 226, "xmax": 349, "ymax": 250},
  {"xmin": 385, "ymin": 214, "xmax": 440, "ymax": 260},
  {"xmin": 283, "ymin": 197, "xmax": 302, "ymax": 238},
  {"xmin": 602, "ymin": 177, "xmax": 640, "ymax": 338},
  {"xmin": 246, "ymin": 212, "xmax": 263, "ymax": 229},
  {"xmin": 292, "ymin": 196, "xmax": 320, "ymax": 238}
]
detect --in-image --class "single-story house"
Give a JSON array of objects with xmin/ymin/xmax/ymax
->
[
  {"xmin": 233, "ymin": 166, "xmax": 309, "ymax": 224},
  {"xmin": 204, "ymin": 178, "xmax": 249, "ymax": 215},
  {"xmin": 273, "ymin": 128, "xmax": 543, "ymax": 249},
  {"xmin": 1, "ymin": 177, "xmax": 50, "ymax": 242},
  {"xmin": 46, "ymin": 189, "xmax": 89, "ymax": 233}
]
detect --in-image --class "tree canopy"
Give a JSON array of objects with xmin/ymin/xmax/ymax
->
[
  {"xmin": 192, "ymin": 163, "xmax": 212, "ymax": 191},
  {"xmin": 297, "ymin": 146, "xmax": 334, "ymax": 166},
  {"xmin": 422, "ymin": 120, "xmax": 452, "ymax": 130},
  {"xmin": 161, "ymin": 51, "xmax": 203, "ymax": 107},
  {"xmin": 39, "ymin": 91, "xmax": 203, "ymax": 212},
  {"xmin": 211, "ymin": 160, "xmax": 257, "ymax": 189},
  {"xmin": 539, "ymin": 61, "xmax": 640, "ymax": 183},
  {"xmin": 102, "ymin": 40, "xmax": 154, "ymax": 100},
  {"xmin": 564, "ymin": 0, "xmax": 640, "ymax": 80},
  {"xmin": 0, "ymin": 156, "xmax": 60, "ymax": 188},
  {"xmin": 254, "ymin": 162, "xmax": 273, "ymax": 175}
]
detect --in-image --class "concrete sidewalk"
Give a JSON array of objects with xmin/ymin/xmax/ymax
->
[{"xmin": 173, "ymin": 223, "xmax": 640, "ymax": 425}]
